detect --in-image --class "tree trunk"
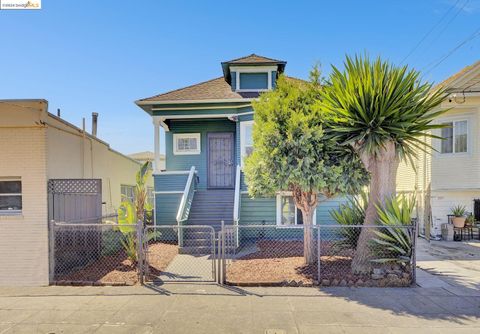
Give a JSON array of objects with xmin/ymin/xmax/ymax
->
[
  {"xmin": 351, "ymin": 141, "xmax": 399, "ymax": 274},
  {"xmin": 292, "ymin": 188, "xmax": 318, "ymax": 265},
  {"xmin": 302, "ymin": 207, "xmax": 316, "ymax": 264}
]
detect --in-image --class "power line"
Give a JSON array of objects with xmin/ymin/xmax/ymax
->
[
  {"xmin": 399, "ymin": 0, "xmax": 462, "ymax": 65},
  {"xmin": 422, "ymin": 26, "xmax": 480, "ymax": 76},
  {"xmin": 420, "ymin": 0, "xmax": 470, "ymax": 56}
]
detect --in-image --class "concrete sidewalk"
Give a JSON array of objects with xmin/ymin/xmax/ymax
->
[{"xmin": 0, "ymin": 284, "xmax": 478, "ymax": 333}]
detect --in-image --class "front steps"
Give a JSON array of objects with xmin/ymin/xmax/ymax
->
[{"xmin": 180, "ymin": 189, "xmax": 234, "ymax": 254}]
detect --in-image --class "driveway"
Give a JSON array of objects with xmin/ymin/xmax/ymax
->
[
  {"xmin": 0, "ymin": 283, "xmax": 478, "ymax": 333},
  {"xmin": 416, "ymin": 238, "xmax": 480, "ymax": 295}
]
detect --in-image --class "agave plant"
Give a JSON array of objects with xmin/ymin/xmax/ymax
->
[
  {"xmin": 330, "ymin": 191, "xmax": 368, "ymax": 250},
  {"xmin": 451, "ymin": 205, "xmax": 466, "ymax": 217},
  {"xmin": 370, "ymin": 195, "xmax": 415, "ymax": 265}
]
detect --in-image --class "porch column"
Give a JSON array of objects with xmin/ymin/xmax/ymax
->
[{"xmin": 153, "ymin": 118, "xmax": 161, "ymax": 173}]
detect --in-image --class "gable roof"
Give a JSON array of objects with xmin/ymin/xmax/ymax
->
[
  {"xmin": 222, "ymin": 54, "xmax": 286, "ymax": 65},
  {"xmin": 136, "ymin": 77, "xmax": 260, "ymax": 104},
  {"xmin": 434, "ymin": 60, "xmax": 480, "ymax": 93}
]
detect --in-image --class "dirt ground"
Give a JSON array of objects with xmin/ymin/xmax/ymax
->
[
  {"xmin": 227, "ymin": 240, "xmax": 376, "ymax": 285},
  {"xmin": 56, "ymin": 242, "xmax": 178, "ymax": 285}
]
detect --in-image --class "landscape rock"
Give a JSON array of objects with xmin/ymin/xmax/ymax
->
[
  {"xmin": 373, "ymin": 268, "xmax": 385, "ymax": 275},
  {"xmin": 387, "ymin": 273, "xmax": 398, "ymax": 280},
  {"xmin": 321, "ymin": 279, "xmax": 331, "ymax": 286},
  {"xmin": 331, "ymin": 279, "xmax": 339, "ymax": 286},
  {"xmin": 371, "ymin": 274, "xmax": 384, "ymax": 280},
  {"xmin": 339, "ymin": 279, "xmax": 348, "ymax": 286}
]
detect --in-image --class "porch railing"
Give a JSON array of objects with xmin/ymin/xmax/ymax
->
[
  {"xmin": 176, "ymin": 166, "xmax": 197, "ymax": 224},
  {"xmin": 232, "ymin": 165, "xmax": 241, "ymax": 247}
]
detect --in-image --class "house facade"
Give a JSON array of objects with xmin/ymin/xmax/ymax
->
[
  {"xmin": 425, "ymin": 61, "xmax": 480, "ymax": 238},
  {"xmin": 136, "ymin": 55, "xmax": 354, "ymax": 250},
  {"xmin": 0, "ymin": 99, "xmax": 150, "ymax": 286}
]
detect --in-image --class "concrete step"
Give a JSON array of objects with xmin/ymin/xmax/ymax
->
[
  {"xmin": 183, "ymin": 238, "xmax": 212, "ymax": 247},
  {"xmin": 178, "ymin": 246, "xmax": 213, "ymax": 255}
]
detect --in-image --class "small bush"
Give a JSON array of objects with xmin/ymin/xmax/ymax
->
[
  {"xmin": 330, "ymin": 191, "xmax": 368, "ymax": 250},
  {"xmin": 370, "ymin": 196, "xmax": 415, "ymax": 265}
]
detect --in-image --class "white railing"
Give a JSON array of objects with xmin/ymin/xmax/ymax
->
[
  {"xmin": 176, "ymin": 166, "xmax": 196, "ymax": 223},
  {"xmin": 233, "ymin": 165, "xmax": 241, "ymax": 248},
  {"xmin": 233, "ymin": 165, "xmax": 241, "ymax": 222}
]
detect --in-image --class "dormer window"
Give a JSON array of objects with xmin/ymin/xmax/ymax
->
[{"xmin": 230, "ymin": 66, "xmax": 277, "ymax": 92}]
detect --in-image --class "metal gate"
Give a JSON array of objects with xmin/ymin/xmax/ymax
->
[{"xmin": 142, "ymin": 225, "xmax": 217, "ymax": 283}]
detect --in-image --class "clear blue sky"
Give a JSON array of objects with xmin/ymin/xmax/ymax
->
[{"xmin": 1, "ymin": 0, "xmax": 479, "ymax": 154}]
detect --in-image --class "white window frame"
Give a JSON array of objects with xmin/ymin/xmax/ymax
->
[
  {"xmin": 230, "ymin": 66, "xmax": 276, "ymax": 92},
  {"xmin": 240, "ymin": 120, "xmax": 254, "ymax": 167},
  {"xmin": 438, "ymin": 118, "xmax": 469, "ymax": 155},
  {"xmin": 121, "ymin": 184, "xmax": 135, "ymax": 203},
  {"xmin": 276, "ymin": 192, "xmax": 317, "ymax": 227},
  {"xmin": 173, "ymin": 133, "xmax": 201, "ymax": 155},
  {"xmin": 0, "ymin": 177, "xmax": 22, "ymax": 215}
]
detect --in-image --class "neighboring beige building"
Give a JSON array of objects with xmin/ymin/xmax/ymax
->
[
  {"xmin": 424, "ymin": 61, "xmax": 480, "ymax": 238},
  {"xmin": 128, "ymin": 151, "xmax": 165, "ymax": 171},
  {"xmin": 0, "ymin": 99, "xmax": 151, "ymax": 286}
]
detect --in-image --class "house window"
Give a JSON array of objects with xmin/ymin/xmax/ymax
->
[
  {"xmin": 0, "ymin": 178, "xmax": 22, "ymax": 215},
  {"xmin": 240, "ymin": 121, "xmax": 254, "ymax": 166},
  {"xmin": 276, "ymin": 193, "xmax": 316, "ymax": 226},
  {"xmin": 173, "ymin": 133, "xmax": 201, "ymax": 155},
  {"xmin": 147, "ymin": 186, "xmax": 154, "ymax": 206},
  {"xmin": 239, "ymin": 73, "xmax": 268, "ymax": 90},
  {"xmin": 121, "ymin": 185, "xmax": 135, "ymax": 203},
  {"xmin": 440, "ymin": 120, "xmax": 468, "ymax": 154}
]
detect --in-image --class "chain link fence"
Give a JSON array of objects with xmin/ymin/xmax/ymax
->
[
  {"xmin": 49, "ymin": 215, "xmax": 141, "ymax": 286},
  {"xmin": 49, "ymin": 220, "xmax": 416, "ymax": 287},
  {"xmin": 223, "ymin": 224, "xmax": 416, "ymax": 287},
  {"xmin": 143, "ymin": 225, "xmax": 216, "ymax": 283}
]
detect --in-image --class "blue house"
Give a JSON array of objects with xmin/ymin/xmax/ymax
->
[{"xmin": 136, "ymin": 54, "xmax": 343, "ymax": 250}]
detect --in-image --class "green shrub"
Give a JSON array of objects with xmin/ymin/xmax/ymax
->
[
  {"xmin": 330, "ymin": 191, "xmax": 368, "ymax": 250},
  {"xmin": 370, "ymin": 196, "xmax": 415, "ymax": 265}
]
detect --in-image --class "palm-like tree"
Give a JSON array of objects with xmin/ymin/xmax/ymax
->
[{"xmin": 321, "ymin": 55, "xmax": 446, "ymax": 273}]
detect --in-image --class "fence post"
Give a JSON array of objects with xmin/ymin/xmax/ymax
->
[
  {"xmin": 48, "ymin": 220, "xmax": 56, "ymax": 284},
  {"xmin": 317, "ymin": 225, "xmax": 321, "ymax": 285},
  {"xmin": 136, "ymin": 220, "xmax": 144, "ymax": 285},
  {"xmin": 221, "ymin": 220, "xmax": 226, "ymax": 285},
  {"xmin": 217, "ymin": 231, "xmax": 222, "ymax": 284},
  {"xmin": 411, "ymin": 219, "xmax": 418, "ymax": 286}
]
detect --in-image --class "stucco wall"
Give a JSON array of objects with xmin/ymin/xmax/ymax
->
[
  {"xmin": 45, "ymin": 114, "xmax": 150, "ymax": 214},
  {"xmin": 0, "ymin": 100, "xmax": 49, "ymax": 286}
]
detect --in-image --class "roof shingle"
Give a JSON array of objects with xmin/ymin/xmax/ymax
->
[{"xmin": 137, "ymin": 77, "xmax": 259, "ymax": 103}]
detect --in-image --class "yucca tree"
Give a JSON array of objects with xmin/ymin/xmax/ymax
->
[{"xmin": 321, "ymin": 55, "xmax": 446, "ymax": 273}]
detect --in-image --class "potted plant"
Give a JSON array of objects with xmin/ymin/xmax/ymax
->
[
  {"xmin": 465, "ymin": 213, "xmax": 475, "ymax": 227},
  {"xmin": 451, "ymin": 205, "xmax": 467, "ymax": 228}
]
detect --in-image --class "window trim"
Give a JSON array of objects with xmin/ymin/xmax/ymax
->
[
  {"xmin": 0, "ymin": 178, "xmax": 22, "ymax": 215},
  {"xmin": 438, "ymin": 118, "xmax": 469, "ymax": 155},
  {"xmin": 276, "ymin": 192, "xmax": 317, "ymax": 227},
  {"xmin": 240, "ymin": 121, "xmax": 254, "ymax": 167},
  {"xmin": 230, "ymin": 65, "xmax": 276, "ymax": 92},
  {"xmin": 120, "ymin": 184, "xmax": 135, "ymax": 203},
  {"xmin": 173, "ymin": 133, "xmax": 201, "ymax": 155}
]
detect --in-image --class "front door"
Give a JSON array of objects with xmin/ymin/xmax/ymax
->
[{"xmin": 207, "ymin": 132, "xmax": 234, "ymax": 188}]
